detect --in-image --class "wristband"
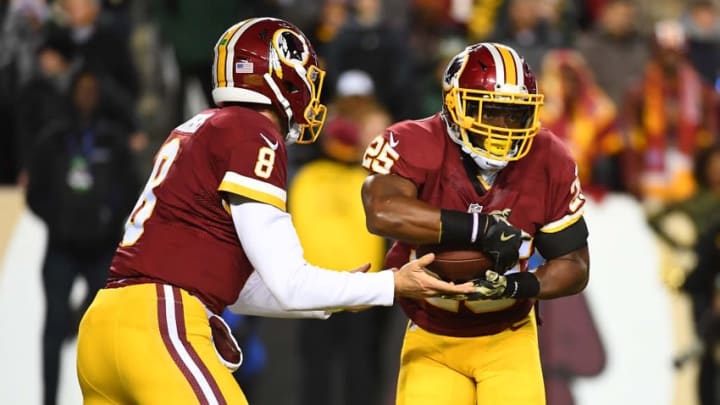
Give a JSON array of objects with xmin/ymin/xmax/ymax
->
[
  {"xmin": 439, "ymin": 210, "xmax": 488, "ymax": 246},
  {"xmin": 503, "ymin": 272, "xmax": 540, "ymax": 299}
]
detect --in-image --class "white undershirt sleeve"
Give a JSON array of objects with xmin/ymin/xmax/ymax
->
[
  {"xmin": 229, "ymin": 271, "xmax": 330, "ymax": 319},
  {"xmin": 231, "ymin": 202, "xmax": 395, "ymax": 311}
]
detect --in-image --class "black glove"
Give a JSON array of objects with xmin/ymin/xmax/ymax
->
[
  {"xmin": 480, "ymin": 212, "xmax": 523, "ymax": 273},
  {"xmin": 438, "ymin": 209, "xmax": 528, "ymax": 273}
]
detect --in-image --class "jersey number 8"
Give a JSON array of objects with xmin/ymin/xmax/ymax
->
[{"xmin": 120, "ymin": 138, "xmax": 180, "ymax": 246}]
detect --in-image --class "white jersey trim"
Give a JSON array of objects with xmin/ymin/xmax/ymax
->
[{"xmin": 219, "ymin": 171, "xmax": 287, "ymax": 210}]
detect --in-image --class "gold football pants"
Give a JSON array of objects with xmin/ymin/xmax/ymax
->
[
  {"xmin": 395, "ymin": 311, "xmax": 545, "ymax": 405},
  {"xmin": 76, "ymin": 283, "xmax": 248, "ymax": 405}
]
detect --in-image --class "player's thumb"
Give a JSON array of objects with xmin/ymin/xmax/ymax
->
[
  {"xmin": 485, "ymin": 270, "xmax": 500, "ymax": 282},
  {"xmin": 350, "ymin": 263, "xmax": 372, "ymax": 273}
]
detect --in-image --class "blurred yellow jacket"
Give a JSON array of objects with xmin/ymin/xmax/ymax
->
[{"xmin": 289, "ymin": 160, "xmax": 386, "ymax": 272}]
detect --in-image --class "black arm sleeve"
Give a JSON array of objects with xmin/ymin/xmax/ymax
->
[{"xmin": 534, "ymin": 217, "xmax": 589, "ymax": 260}]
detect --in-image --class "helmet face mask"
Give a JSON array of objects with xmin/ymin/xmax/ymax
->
[
  {"xmin": 442, "ymin": 43, "xmax": 544, "ymax": 169},
  {"xmin": 211, "ymin": 18, "xmax": 327, "ymax": 144}
]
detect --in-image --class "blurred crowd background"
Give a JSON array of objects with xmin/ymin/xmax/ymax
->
[{"xmin": 1, "ymin": 0, "xmax": 720, "ymax": 405}]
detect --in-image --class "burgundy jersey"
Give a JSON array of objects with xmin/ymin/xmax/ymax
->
[
  {"xmin": 109, "ymin": 106, "xmax": 288, "ymax": 314},
  {"xmin": 363, "ymin": 114, "xmax": 588, "ymax": 337}
]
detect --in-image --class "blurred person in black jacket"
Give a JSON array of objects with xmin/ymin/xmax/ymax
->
[
  {"xmin": 324, "ymin": 0, "xmax": 417, "ymax": 121},
  {"xmin": 25, "ymin": 67, "xmax": 139, "ymax": 405},
  {"xmin": 683, "ymin": 220, "xmax": 720, "ymax": 405},
  {"xmin": 681, "ymin": 145, "xmax": 720, "ymax": 405},
  {"xmin": 56, "ymin": 0, "xmax": 139, "ymax": 99},
  {"xmin": 53, "ymin": 0, "xmax": 149, "ymax": 155},
  {"xmin": 14, "ymin": 28, "xmax": 77, "ymax": 186}
]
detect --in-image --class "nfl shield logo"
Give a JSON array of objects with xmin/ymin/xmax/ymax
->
[{"xmin": 468, "ymin": 203, "xmax": 483, "ymax": 213}]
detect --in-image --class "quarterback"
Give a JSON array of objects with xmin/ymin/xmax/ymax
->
[
  {"xmin": 361, "ymin": 43, "xmax": 590, "ymax": 404},
  {"xmin": 75, "ymin": 17, "xmax": 474, "ymax": 405}
]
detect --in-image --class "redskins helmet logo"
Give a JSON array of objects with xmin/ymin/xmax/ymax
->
[
  {"xmin": 269, "ymin": 28, "xmax": 309, "ymax": 79},
  {"xmin": 442, "ymin": 51, "xmax": 467, "ymax": 91}
]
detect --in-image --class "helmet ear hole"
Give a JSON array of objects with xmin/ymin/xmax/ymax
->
[{"xmin": 283, "ymin": 80, "xmax": 299, "ymax": 93}]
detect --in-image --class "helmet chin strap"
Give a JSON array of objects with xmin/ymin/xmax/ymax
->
[
  {"xmin": 264, "ymin": 73, "xmax": 301, "ymax": 142},
  {"xmin": 441, "ymin": 114, "xmax": 508, "ymax": 172},
  {"xmin": 467, "ymin": 148, "xmax": 508, "ymax": 172}
]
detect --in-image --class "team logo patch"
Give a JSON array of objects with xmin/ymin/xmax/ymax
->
[{"xmin": 273, "ymin": 29, "xmax": 309, "ymax": 66}]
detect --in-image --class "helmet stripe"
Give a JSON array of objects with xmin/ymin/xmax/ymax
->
[
  {"xmin": 214, "ymin": 19, "xmax": 253, "ymax": 88},
  {"xmin": 507, "ymin": 46, "xmax": 526, "ymax": 89},
  {"xmin": 485, "ymin": 44, "xmax": 506, "ymax": 85},
  {"xmin": 496, "ymin": 45, "xmax": 517, "ymax": 85}
]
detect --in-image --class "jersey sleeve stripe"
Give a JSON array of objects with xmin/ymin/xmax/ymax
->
[
  {"xmin": 218, "ymin": 172, "xmax": 287, "ymax": 211},
  {"xmin": 540, "ymin": 209, "xmax": 584, "ymax": 234}
]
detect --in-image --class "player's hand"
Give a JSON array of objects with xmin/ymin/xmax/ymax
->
[
  {"xmin": 481, "ymin": 212, "xmax": 526, "ymax": 273},
  {"xmin": 463, "ymin": 270, "xmax": 541, "ymax": 300},
  {"xmin": 468, "ymin": 270, "xmax": 508, "ymax": 299},
  {"xmin": 393, "ymin": 253, "xmax": 477, "ymax": 300}
]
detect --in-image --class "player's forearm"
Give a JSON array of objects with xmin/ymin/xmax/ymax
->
[
  {"xmin": 534, "ymin": 249, "xmax": 589, "ymax": 299},
  {"xmin": 230, "ymin": 272, "xmax": 331, "ymax": 319},
  {"xmin": 364, "ymin": 195, "xmax": 442, "ymax": 244}
]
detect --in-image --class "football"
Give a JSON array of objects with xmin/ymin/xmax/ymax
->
[{"xmin": 416, "ymin": 245, "xmax": 494, "ymax": 283}]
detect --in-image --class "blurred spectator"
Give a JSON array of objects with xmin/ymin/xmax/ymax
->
[
  {"xmin": 331, "ymin": 69, "xmax": 384, "ymax": 122},
  {"xmin": 575, "ymin": 0, "xmax": 613, "ymax": 30},
  {"xmin": 304, "ymin": 0, "xmax": 349, "ymax": 61},
  {"xmin": 52, "ymin": 0, "xmax": 150, "ymax": 157},
  {"xmin": 406, "ymin": 0, "xmax": 464, "ymax": 96},
  {"xmin": 539, "ymin": 49, "xmax": 626, "ymax": 193},
  {"xmin": 289, "ymin": 117, "xmax": 388, "ymax": 405},
  {"xmin": 25, "ymin": 67, "xmax": 140, "ymax": 405},
  {"xmin": 324, "ymin": 0, "xmax": 417, "ymax": 120},
  {"xmin": 489, "ymin": 0, "xmax": 563, "ymax": 72},
  {"xmin": 623, "ymin": 19, "xmax": 718, "ymax": 213},
  {"xmin": 98, "ymin": 0, "xmax": 133, "ymax": 38},
  {"xmin": 538, "ymin": 291, "xmax": 606, "ymax": 405},
  {"xmin": 410, "ymin": 0, "xmax": 465, "ymax": 37},
  {"xmin": 648, "ymin": 144, "xmax": 720, "ymax": 289},
  {"xmin": 648, "ymin": 144, "xmax": 720, "ymax": 405},
  {"xmin": 288, "ymin": 69, "xmax": 389, "ymax": 176},
  {"xmin": 681, "ymin": 0, "xmax": 720, "ymax": 87},
  {"xmin": 14, "ymin": 28, "xmax": 77, "ymax": 186},
  {"xmin": 415, "ymin": 35, "xmax": 465, "ymax": 118},
  {"xmin": 0, "ymin": 0, "xmax": 50, "ymax": 183},
  {"xmin": 55, "ymin": 0, "xmax": 139, "ymax": 100},
  {"xmin": 152, "ymin": 0, "xmax": 275, "ymax": 122},
  {"xmin": 576, "ymin": 0, "xmax": 649, "ymax": 108},
  {"xmin": 539, "ymin": 0, "xmax": 584, "ymax": 46},
  {"xmin": 462, "ymin": 0, "xmax": 507, "ymax": 42},
  {"xmin": 683, "ymin": 216, "xmax": 720, "ymax": 405}
]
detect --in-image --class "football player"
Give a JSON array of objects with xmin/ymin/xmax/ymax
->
[
  {"xmin": 75, "ymin": 17, "xmax": 476, "ymax": 405},
  {"xmin": 361, "ymin": 43, "xmax": 591, "ymax": 405}
]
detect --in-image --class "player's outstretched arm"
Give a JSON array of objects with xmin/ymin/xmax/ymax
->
[{"xmin": 227, "ymin": 195, "xmax": 476, "ymax": 311}]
